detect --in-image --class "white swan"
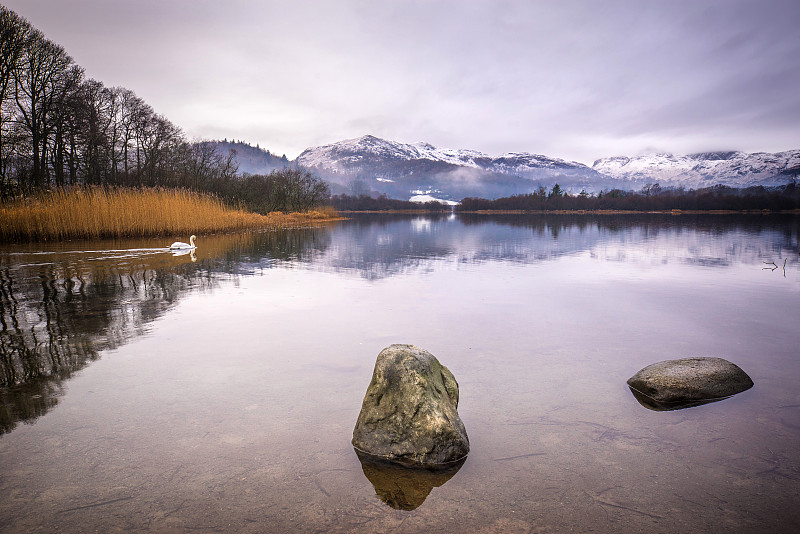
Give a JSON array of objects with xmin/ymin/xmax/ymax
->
[{"xmin": 169, "ymin": 235, "xmax": 196, "ymax": 250}]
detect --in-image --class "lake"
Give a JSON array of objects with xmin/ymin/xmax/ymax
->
[{"xmin": 1, "ymin": 213, "xmax": 799, "ymax": 533}]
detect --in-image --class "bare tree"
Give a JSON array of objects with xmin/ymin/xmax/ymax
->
[
  {"xmin": 271, "ymin": 168, "xmax": 330, "ymax": 212},
  {"xmin": 48, "ymin": 64, "xmax": 83, "ymax": 186},
  {"xmin": 14, "ymin": 28, "xmax": 74, "ymax": 188},
  {"xmin": 0, "ymin": 7, "xmax": 30, "ymax": 189},
  {"xmin": 183, "ymin": 141, "xmax": 239, "ymax": 189},
  {"xmin": 138, "ymin": 113, "xmax": 182, "ymax": 186},
  {"xmin": 0, "ymin": 5, "xmax": 268, "ymax": 198},
  {"xmin": 75, "ymin": 79, "xmax": 118, "ymax": 184}
]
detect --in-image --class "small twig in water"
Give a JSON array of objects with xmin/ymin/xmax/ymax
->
[
  {"xmin": 314, "ymin": 478, "xmax": 331, "ymax": 498},
  {"xmin": 591, "ymin": 496, "xmax": 665, "ymax": 519},
  {"xmin": 57, "ymin": 496, "xmax": 133, "ymax": 514},
  {"xmin": 493, "ymin": 452, "xmax": 547, "ymax": 461}
]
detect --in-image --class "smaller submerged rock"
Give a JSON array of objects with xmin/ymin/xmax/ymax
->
[
  {"xmin": 627, "ymin": 357, "xmax": 753, "ymax": 411},
  {"xmin": 352, "ymin": 344, "xmax": 469, "ymax": 467}
]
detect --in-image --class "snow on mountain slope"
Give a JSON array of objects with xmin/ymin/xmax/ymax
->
[
  {"xmin": 592, "ymin": 150, "xmax": 800, "ymax": 188},
  {"xmin": 489, "ymin": 152, "xmax": 592, "ymax": 175},
  {"xmin": 296, "ymin": 135, "xmax": 485, "ymax": 171},
  {"xmin": 294, "ymin": 135, "xmax": 799, "ymax": 199},
  {"xmin": 296, "ymin": 135, "xmax": 606, "ymax": 200},
  {"xmin": 409, "ymin": 194, "xmax": 460, "ymax": 205},
  {"xmin": 297, "ymin": 135, "xmax": 592, "ymax": 175}
]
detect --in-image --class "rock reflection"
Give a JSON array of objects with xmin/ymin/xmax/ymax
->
[
  {"xmin": 628, "ymin": 386, "xmax": 727, "ymax": 411},
  {"xmin": 0, "ymin": 227, "xmax": 331, "ymax": 435},
  {"xmin": 355, "ymin": 449, "xmax": 465, "ymax": 511}
]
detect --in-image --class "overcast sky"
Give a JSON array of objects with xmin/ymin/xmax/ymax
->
[{"xmin": 5, "ymin": 0, "xmax": 799, "ymax": 163}]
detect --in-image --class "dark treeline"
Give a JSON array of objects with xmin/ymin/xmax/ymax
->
[
  {"xmin": 457, "ymin": 182, "xmax": 800, "ymax": 212},
  {"xmin": 330, "ymin": 194, "xmax": 449, "ymax": 211},
  {"xmin": 0, "ymin": 6, "xmax": 232, "ymax": 193},
  {"xmin": 0, "ymin": 7, "xmax": 327, "ymax": 212}
]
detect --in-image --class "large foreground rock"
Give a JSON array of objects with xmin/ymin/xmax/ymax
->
[
  {"xmin": 352, "ymin": 344, "xmax": 469, "ymax": 466},
  {"xmin": 627, "ymin": 357, "xmax": 753, "ymax": 410}
]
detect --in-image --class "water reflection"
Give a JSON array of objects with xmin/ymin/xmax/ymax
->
[
  {"xmin": 318, "ymin": 214, "xmax": 800, "ymax": 279},
  {"xmin": 0, "ymin": 228, "xmax": 330, "ymax": 434},
  {"xmin": 1, "ymin": 214, "xmax": 799, "ymax": 531},
  {"xmin": 1, "ymin": 215, "xmax": 797, "ymax": 435},
  {"xmin": 628, "ymin": 386, "xmax": 729, "ymax": 411},
  {"xmin": 171, "ymin": 248, "xmax": 197, "ymax": 261},
  {"xmin": 355, "ymin": 449, "xmax": 465, "ymax": 510}
]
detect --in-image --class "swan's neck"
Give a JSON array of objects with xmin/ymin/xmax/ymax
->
[{"xmin": 190, "ymin": 236, "xmax": 196, "ymax": 247}]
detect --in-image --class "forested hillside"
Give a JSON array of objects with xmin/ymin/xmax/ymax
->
[{"xmin": 199, "ymin": 139, "xmax": 291, "ymax": 175}]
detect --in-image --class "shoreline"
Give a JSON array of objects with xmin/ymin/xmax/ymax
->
[
  {"xmin": 340, "ymin": 209, "xmax": 800, "ymax": 215},
  {"xmin": 457, "ymin": 209, "xmax": 800, "ymax": 215},
  {"xmin": 0, "ymin": 215, "xmax": 345, "ymax": 244},
  {"xmin": 337, "ymin": 209, "xmax": 444, "ymax": 214},
  {"xmin": 0, "ymin": 212, "xmax": 345, "ymax": 244}
]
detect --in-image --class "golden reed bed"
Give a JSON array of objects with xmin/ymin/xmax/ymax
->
[{"xmin": 0, "ymin": 187, "xmax": 340, "ymax": 242}]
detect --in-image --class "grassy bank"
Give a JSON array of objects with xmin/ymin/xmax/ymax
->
[{"xmin": 0, "ymin": 187, "xmax": 339, "ymax": 242}]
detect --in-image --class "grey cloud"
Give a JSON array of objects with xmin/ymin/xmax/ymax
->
[{"xmin": 3, "ymin": 0, "xmax": 798, "ymax": 163}]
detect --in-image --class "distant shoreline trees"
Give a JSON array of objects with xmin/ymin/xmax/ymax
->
[
  {"xmin": 329, "ymin": 194, "xmax": 449, "ymax": 212},
  {"xmin": 219, "ymin": 168, "xmax": 330, "ymax": 213},
  {"xmin": 330, "ymin": 183, "xmax": 800, "ymax": 213},
  {"xmin": 456, "ymin": 182, "xmax": 800, "ymax": 212}
]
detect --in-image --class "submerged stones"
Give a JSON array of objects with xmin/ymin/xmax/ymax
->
[
  {"xmin": 352, "ymin": 344, "xmax": 469, "ymax": 467},
  {"xmin": 627, "ymin": 357, "xmax": 754, "ymax": 411}
]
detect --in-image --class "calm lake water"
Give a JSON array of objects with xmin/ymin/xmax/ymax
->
[{"xmin": 1, "ymin": 214, "xmax": 799, "ymax": 533}]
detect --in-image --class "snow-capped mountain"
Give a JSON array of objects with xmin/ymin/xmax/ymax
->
[
  {"xmin": 218, "ymin": 135, "xmax": 799, "ymax": 201},
  {"xmin": 592, "ymin": 150, "xmax": 800, "ymax": 189},
  {"xmin": 296, "ymin": 135, "xmax": 607, "ymax": 200},
  {"xmin": 297, "ymin": 135, "xmax": 595, "ymax": 176},
  {"xmin": 297, "ymin": 135, "xmax": 488, "ymax": 170}
]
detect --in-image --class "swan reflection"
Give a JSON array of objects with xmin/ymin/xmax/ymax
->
[{"xmin": 171, "ymin": 248, "xmax": 197, "ymax": 262}]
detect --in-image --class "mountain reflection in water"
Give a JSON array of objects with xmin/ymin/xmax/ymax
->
[
  {"xmin": 321, "ymin": 213, "xmax": 799, "ymax": 279},
  {"xmin": 0, "ymin": 228, "xmax": 331, "ymax": 434}
]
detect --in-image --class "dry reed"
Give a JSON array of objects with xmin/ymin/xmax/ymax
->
[{"xmin": 0, "ymin": 187, "xmax": 340, "ymax": 242}]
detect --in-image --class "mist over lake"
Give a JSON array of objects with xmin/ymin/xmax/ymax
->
[{"xmin": 1, "ymin": 214, "xmax": 799, "ymax": 532}]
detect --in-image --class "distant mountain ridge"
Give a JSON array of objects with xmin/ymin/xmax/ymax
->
[
  {"xmin": 212, "ymin": 135, "xmax": 800, "ymax": 201},
  {"xmin": 592, "ymin": 150, "xmax": 800, "ymax": 190},
  {"xmin": 295, "ymin": 135, "xmax": 608, "ymax": 200}
]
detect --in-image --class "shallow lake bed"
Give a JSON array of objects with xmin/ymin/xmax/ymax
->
[{"xmin": 1, "ymin": 214, "xmax": 799, "ymax": 532}]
